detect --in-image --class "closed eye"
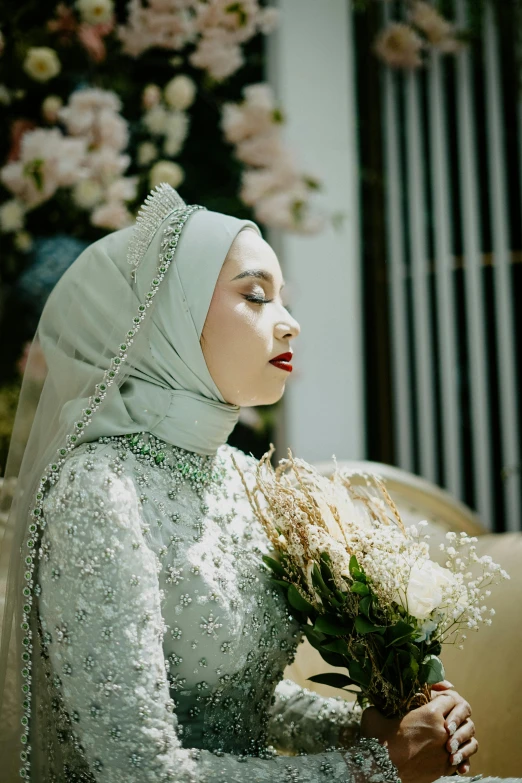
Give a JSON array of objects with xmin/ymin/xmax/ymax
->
[{"xmin": 243, "ymin": 294, "xmax": 293, "ymax": 314}]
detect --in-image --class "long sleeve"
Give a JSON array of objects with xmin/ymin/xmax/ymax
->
[
  {"xmin": 36, "ymin": 450, "xmax": 402, "ymax": 783},
  {"xmin": 267, "ymin": 678, "xmax": 362, "ymax": 755}
]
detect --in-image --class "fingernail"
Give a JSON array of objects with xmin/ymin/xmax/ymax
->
[
  {"xmin": 449, "ymin": 738, "xmax": 459, "ymax": 754},
  {"xmin": 452, "ymin": 752, "xmax": 463, "ymax": 766},
  {"xmin": 447, "ymin": 721, "xmax": 457, "ymax": 736}
]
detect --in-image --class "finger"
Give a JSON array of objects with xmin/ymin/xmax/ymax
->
[
  {"xmin": 447, "ymin": 719, "xmax": 475, "ymax": 754},
  {"xmin": 445, "ymin": 697, "xmax": 472, "ymax": 735},
  {"xmin": 457, "ymin": 761, "xmax": 471, "ymax": 775},
  {"xmin": 450, "ymin": 737, "xmax": 479, "ymax": 767}
]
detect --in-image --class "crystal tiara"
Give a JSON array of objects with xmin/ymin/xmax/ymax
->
[{"xmin": 127, "ymin": 182, "xmax": 188, "ymax": 271}]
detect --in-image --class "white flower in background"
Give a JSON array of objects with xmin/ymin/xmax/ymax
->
[
  {"xmin": 106, "ymin": 176, "xmax": 138, "ymax": 202},
  {"xmin": 42, "ymin": 95, "xmax": 63, "ymax": 123},
  {"xmin": 97, "ymin": 108, "xmax": 129, "ymax": 150},
  {"xmin": 88, "ymin": 147, "xmax": 130, "ymax": 182},
  {"xmin": 373, "ymin": 22, "xmax": 424, "ymax": 70},
  {"xmin": 72, "ymin": 178, "xmax": 104, "ymax": 210},
  {"xmin": 163, "ymin": 110, "xmax": 189, "ymax": 157},
  {"xmin": 1, "ymin": 128, "xmax": 88, "ymax": 208},
  {"xmin": 235, "ymin": 132, "xmax": 285, "ymax": 167},
  {"xmin": 400, "ymin": 560, "xmax": 456, "ymax": 620},
  {"xmin": 0, "ymin": 199, "xmax": 25, "ymax": 232},
  {"xmin": 240, "ymin": 163, "xmax": 300, "ymax": 205},
  {"xmin": 137, "ymin": 141, "xmax": 158, "ymax": 167},
  {"xmin": 142, "ymin": 83, "xmax": 162, "ymax": 110},
  {"xmin": 59, "ymin": 88, "xmax": 127, "ymax": 150},
  {"xmin": 254, "ymin": 186, "xmax": 325, "ymax": 234},
  {"xmin": 143, "ymin": 104, "xmax": 169, "ymax": 136},
  {"xmin": 91, "ymin": 200, "xmax": 133, "ymax": 229},
  {"xmin": 76, "ymin": 0, "xmax": 114, "ymax": 25},
  {"xmin": 256, "ymin": 6, "xmax": 279, "ymax": 34},
  {"xmin": 0, "ymin": 84, "xmax": 11, "ymax": 106},
  {"xmin": 149, "ymin": 160, "xmax": 184, "ymax": 189},
  {"xmin": 23, "ymin": 47, "xmax": 62, "ymax": 82},
  {"xmin": 117, "ymin": 0, "xmax": 196, "ymax": 58},
  {"xmin": 164, "ymin": 75, "xmax": 196, "ymax": 110},
  {"xmin": 222, "ymin": 84, "xmax": 278, "ymax": 143},
  {"xmin": 13, "ymin": 231, "xmax": 33, "ymax": 252},
  {"xmin": 190, "ymin": 37, "xmax": 243, "ymax": 82}
]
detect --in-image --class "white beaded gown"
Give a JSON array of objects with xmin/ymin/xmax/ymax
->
[
  {"xmin": 32, "ymin": 433, "xmax": 520, "ymax": 783},
  {"xmin": 32, "ymin": 432, "xmax": 400, "ymax": 783}
]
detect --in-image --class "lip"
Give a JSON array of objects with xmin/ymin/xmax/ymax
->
[
  {"xmin": 269, "ymin": 351, "xmax": 293, "ymax": 373},
  {"xmin": 270, "ymin": 352, "xmax": 293, "ymax": 362}
]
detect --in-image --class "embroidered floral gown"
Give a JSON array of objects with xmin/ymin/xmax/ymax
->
[{"xmin": 31, "ymin": 433, "xmax": 403, "ymax": 783}]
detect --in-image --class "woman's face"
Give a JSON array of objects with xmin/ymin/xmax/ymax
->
[{"xmin": 200, "ymin": 227, "xmax": 301, "ymax": 407}]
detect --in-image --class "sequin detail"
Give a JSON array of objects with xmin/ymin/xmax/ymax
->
[{"xmin": 27, "ymin": 435, "xmax": 409, "ymax": 782}]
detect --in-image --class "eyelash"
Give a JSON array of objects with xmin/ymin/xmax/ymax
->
[{"xmin": 243, "ymin": 294, "xmax": 293, "ymax": 315}]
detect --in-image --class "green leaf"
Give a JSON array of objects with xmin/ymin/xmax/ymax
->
[
  {"xmin": 262, "ymin": 555, "xmax": 286, "ymax": 577},
  {"xmin": 270, "ymin": 578, "xmax": 291, "ymax": 588},
  {"xmin": 349, "ymin": 554, "xmax": 367, "ymax": 582},
  {"xmin": 302, "ymin": 626, "xmax": 327, "ymax": 649},
  {"xmin": 350, "ymin": 582, "xmax": 370, "ymax": 596},
  {"xmin": 386, "ymin": 621, "xmax": 416, "ymax": 647},
  {"xmin": 348, "ymin": 660, "xmax": 371, "ymax": 688},
  {"xmin": 318, "ymin": 650, "xmax": 349, "ymax": 668},
  {"xmin": 314, "ymin": 616, "xmax": 348, "ymax": 636},
  {"xmin": 359, "ymin": 595, "xmax": 372, "ymax": 618},
  {"xmin": 287, "ymin": 584, "xmax": 315, "ymax": 614},
  {"xmin": 321, "ymin": 639, "xmax": 348, "ymax": 655},
  {"xmin": 355, "ymin": 616, "xmax": 384, "ymax": 635},
  {"xmin": 420, "ymin": 655, "xmax": 445, "ymax": 686},
  {"xmin": 307, "ymin": 672, "xmax": 356, "ymax": 689}
]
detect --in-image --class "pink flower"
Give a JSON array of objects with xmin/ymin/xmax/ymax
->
[
  {"xmin": 117, "ymin": 0, "xmax": 196, "ymax": 57},
  {"xmin": 88, "ymin": 147, "xmax": 130, "ymax": 181},
  {"xmin": 235, "ymin": 131, "xmax": 285, "ymax": 167},
  {"xmin": 240, "ymin": 163, "xmax": 299, "ymax": 206},
  {"xmin": 96, "ymin": 108, "xmax": 129, "ymax": 150},
  {"xmin": 190, "ymin": 35, "xmax": 243, "ymax": 81},
  {"xmin": 77, "ymin": 23, "xmax": 108, "ymax": 62},
  {"xmin": 255, "ymin": 189, "xmax": 325, "ymax": 234},
  {"xmin": 17, "ymin": 341, "xmax": 47, "ymax": 381},
  {"xmin": 222, "ymin": 84, "xmax": 278, "ymax": 143}
]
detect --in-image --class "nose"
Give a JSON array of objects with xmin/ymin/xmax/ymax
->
[{"xmin": 275, "ymin": 313, "xmax": 300, "ymax": 340}]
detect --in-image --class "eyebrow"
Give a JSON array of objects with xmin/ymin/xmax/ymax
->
[{"xmin": 231, "ymin": 269, "xmax": 286, "ymax": 289}]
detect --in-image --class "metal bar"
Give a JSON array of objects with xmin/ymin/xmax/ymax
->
[
  {"xmin": 483, "ymin": 3, "xmax": 521, "ymax": 530},
  {"xmin": 428, "ymin": 49, "xmax": 463, "ymax": 500}
]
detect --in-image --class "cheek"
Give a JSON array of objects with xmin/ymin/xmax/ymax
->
[{"xmin": 206, "ymin": 295, "xmax": 264, "ymax": 358}]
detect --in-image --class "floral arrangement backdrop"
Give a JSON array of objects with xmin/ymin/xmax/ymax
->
[
  {"xmin": 0, "ymin": 0, "xmax": 514, "ymax": 471},
  {"xmin": 0, "ymin": 0, "xmax": 331, "ymax": 471}
]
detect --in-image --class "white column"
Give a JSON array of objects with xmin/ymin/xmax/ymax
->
[{"xmin": 266, "ymin": 0, "xmax": 365, "ymax": 465}]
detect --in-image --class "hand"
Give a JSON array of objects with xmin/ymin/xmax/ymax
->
[
  {"xmin": 360, "ymin": 687, "xmax": 478, "ymax": 783},
  {"xmin": 431, "ymin": 681, "xmax": 477, "ymax": 777}
]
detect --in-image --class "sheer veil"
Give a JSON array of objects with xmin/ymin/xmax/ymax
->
[{"xmin": 0, "ymin": 184, "xmax": 211, "ymax": 779}]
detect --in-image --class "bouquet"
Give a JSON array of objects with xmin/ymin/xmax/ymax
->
[{"xmin": 231, "ymin": 445, "xmax": 510, "ymax": 719}]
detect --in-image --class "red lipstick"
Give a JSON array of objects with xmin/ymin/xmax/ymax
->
[{"xmin": 269, "ymin": 352, "xmax": 293, "ymax": 373}]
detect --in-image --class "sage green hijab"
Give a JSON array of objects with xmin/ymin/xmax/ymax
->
[{"xmin": 38, "ymin": 198, "xmax": 262, "ymax": 455}]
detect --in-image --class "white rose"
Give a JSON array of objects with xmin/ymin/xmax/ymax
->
[
  {"xmin": 0, "ymin": 199, "xmax": 25, "ymax": 232},
  {"xmin": 149, "ymin": 160, "xmax": 184, "ymax": 190},
  {"xmin": 42, "ymin": 95, "xmax": 63, "ymax": 123},
  {"xmin": 142, "ymin": 84, "xmax": 162, "ymax": 111},
  {"xmin": 137, "ymin": 141, "xmax": 158, "ymax": 167},
  {"xmin": 143, "ymin": 105, "xmax": 168, "ymax": 136},
  {"xmin": 72, "ymin": 179, "xmax": 104, "ymax": 210},
  {"xmin": 23, "ymin": 48, "xmax": 61, "ymax": 83},
  {"xmin": 401, "ymin": 560, "xmax": 455, "ymax": 620},
  {"xmin": 164, "ymin": 75, "xmax": 196, "ymax": 111},
  {"xmin": 13, "ymin": 231, "xmax": 33, "ymax": 252},
  {"xmin": 76, "ymin": 0, "xmax": 114, "ymax": 25}
]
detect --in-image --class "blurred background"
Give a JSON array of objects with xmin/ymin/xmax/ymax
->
[{"xmin": 0, "ymin": 0, "xmax": 520, "ymax": 534}]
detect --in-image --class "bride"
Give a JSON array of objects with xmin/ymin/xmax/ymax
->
[{"xmin": 0, "ymin": 184, "xmax": 517, "ymax": 783}]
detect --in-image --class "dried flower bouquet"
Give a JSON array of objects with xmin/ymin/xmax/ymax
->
[{"xmin": 231, "ymin": 445, "xmax": 509, "ymax": 719}]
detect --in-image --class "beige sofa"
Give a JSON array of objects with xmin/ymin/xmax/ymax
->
[{"xmin": 284, "ymin": 461, "xmax": 522, "ymax": 778}]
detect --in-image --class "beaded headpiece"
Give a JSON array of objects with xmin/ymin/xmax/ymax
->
[{"xmin": 127, "ymin": 182, "xmax": 188, "ymax": 276}]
